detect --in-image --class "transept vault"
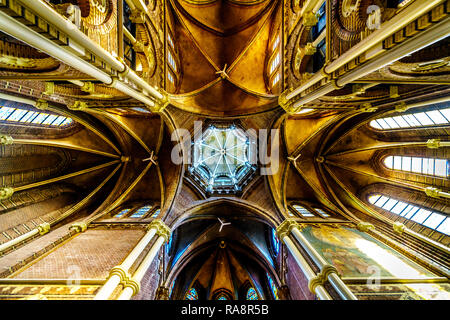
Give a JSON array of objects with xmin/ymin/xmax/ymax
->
[{"xmin": 0, "ymin": 0, "xmax": 448, "ymax": 302}]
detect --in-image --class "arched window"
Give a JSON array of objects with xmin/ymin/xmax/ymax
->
[
  {"xmin": 114, "ymin": 208, "xmax": 130, "ymax": 218},
  {"xmin": 166, "ymin": 234, "xmax": 173, "ymax": 255},
  {"xmin": 271, "ymin": 228, "xmax": 280, "ymax": 256},
  {"xmin": 383, "ymin": 156, "xmax": 449, "ymax": 178},
  {"xmin": 246, "ymin": 287, "xmax": 258, "ymax": 300},
  {"xmin": 0, "ymin": 105, "xmax": 72, "ymax": 127},
  {"xmin": 268, "ymin": 31, "xmax": 282, "ymax": 90},
  {"xmin": 369, "ymin": 106, "xmax": 450, "ymax": 130},
  {"xmin": 166, "ymin": 29, "xmax": 179, "ymax": 87},
  {"xmin": 185, "ymin": 288, "xmax": 198, "ymax": 300},
  {"xmin": 151, "ymin": 208, "xmax": 161, "ymax": 218},
  {"xmin": 267, "ymin": 273, "xmax": 279, "ymax": 300},
  {"xmin": 130, "ymin": 205, "xmax": 152, "ymax": 218},
  {"xmin": 314, "ymin": 208, "xmax": 330, "ymax": 217},
  {"xmin": 292, "ymin": 204, "xmax": 315, "ymax": 217},
  {"xmin": 217, "ymin": 294, "xmax": 228, "ymax": 300},
  {"xmin": 368, "ymin": 194, "xmax": 449, "ymax": 235}
]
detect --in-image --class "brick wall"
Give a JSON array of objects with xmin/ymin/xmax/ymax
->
[
  {"xmin": 285, "ymin": 251, "xmax": 315, "ymax": 300},
  {"xmin": 13, "ymin": 228, "xmax": 145, "ymax": 279}
]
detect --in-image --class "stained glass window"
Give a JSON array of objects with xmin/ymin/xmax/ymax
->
[
  {"xmin": 217, "ymin": 294, "xmax": 227, "ymax": 300},
  {"xmin": 167, "ymin": 71, "xmax": 175, "ymax": 84},
  {"xmin": 384, "ymin": 156, "xmax": 449, "ymax": 178},
  {"xmin": 0, "ymin": 106, "xmax": 72, "ymax": 127},
  {"xmin": 168, "ymin": 50, "xmax": 177, "ymax": 72},
  {"xmin": 292, "ymin": 204, "xmax": 315, "ymax": 217},
  {"xmin": 368, "ymin": 194, "xmax": 449, "ymax": 236},
  {"xmin": 271, "ymin": 228, "xmax": 280, "ymax": 256},
  {"xmin": 270, "ymin": 52, "xmax": 281, "ymax": 74},
  {"xmin": 314, "ymin": 208, "xmax": 330, "ymax": 217},
  {"xmin": 246, "ymin": 287, "xmax": 258, "ymax": 300},
  {"xmin": 370, "ymin": 106, "xmax": 450, "ymax": 130},
  {"xmin": 191, "ymin": 124, "xmax": 256, "ymax": 194},
  {"xmin": 114, "ymin": 208, "xmax": 130, "ymax": 218},
  {"xmin": 267, "ymin": 273, "xmax": 279, "ymax": 300},
  {"xmin": 185, "ymin": 288, "xmax": 198, "ymax": 300},
  {"xmin": 169, "ymin": 281, "xmax": 175, "ymax": 298},
  {"xmin": 130, "ymin": 205, "xmax": 152, "ymax": 218},
  {"xmin": 272, "ymin": 72, "xmax": 281, "ymax": 86},
  {"xmin": 151, "ymin": 208, "xmax": 161, "ymax": 218}
]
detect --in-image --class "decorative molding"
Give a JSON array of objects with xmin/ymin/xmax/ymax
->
[
  {"xmin": 0, "ymin": 187, "xmax": 14, "ymax": 200},
  {"xmin": 276, "ymin": 219, "xmax": 300, "ymax": 240},
  {"xmin": 0, "ymin": 134, "xmax": 13, "ymax": 145},
  {"xmin": 148, "ymin": 219, "xmax": 171, "ymax": 242},
  {"xmin": 37, "ymin": 222, "xmax": 50, "ymax": 235},
  {"xmin": 356, "ymin": 221, "xmax": 374, "ymax": 232}
]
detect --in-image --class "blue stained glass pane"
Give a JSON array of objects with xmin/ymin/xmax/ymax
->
[
  {"xmin": 293, "ymin": 205, "xmax": 314, "ymax": 217},
  {"xmin": 31, "ymin": 113, "xmax": 48, "ymax": 124},
  {"xmin": 8, "ymin": 109, "xmax": 28, "ymax": 121},
  {"xmin": 217, "ymin": 295, "xmax": 227, "ymax": 300},
  {"xmin": 21, "ymin": 111, "xmax": 39, "ymax": 123},
  {"xmin": 185, "ymin": 288, "xmax": 198, "ymax": 300},
  {"xmin": 246, "ymin": 288, "xmax": 258, "ymax": 300},
  {"xmin": 115, "ymin": 208, "xmax": 130, "ymax": 218},
  {"xmin": 151, "ymin": 208, "xmax": 161, "ymax": 218},
  {"xmin": 0, "ymin": 107, "xmax": 15, "ymax": 120},
  {"xmin": 130, "ymin": 205, "xmax": 152, "ymax": 218},
  {"xmin": 267, "ymin": 274, "xmax": 278, "ymax": 300},
  {"xmin": 52, "ymin": 116, "xmax": 67, "ymax": 126},
  {"xmin": 61, "ymin": 118, "xmax": 73, "ymax": 126},
  {"xmin": 0, "ymin": 105, "xmax": 73, "ymax": 127},
  {"xmin": 368, "ymin": 194, "xmax": 449, "ymax": 236},
  {"xmin": 42, "ymin": 114, "xmax": 58, "ymax": 125},
  {"xmin": 272, "ymin": 228, "xmax": 280, "ymax": 256}
]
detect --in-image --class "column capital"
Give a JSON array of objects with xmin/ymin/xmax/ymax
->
[
  {"xmin": 358, "ymin": 103, "xmax": 378, "ymax": 113},
  {"xmin": 425, "ymin": 186, "xmax": 441, "ymax": 198},
  {"xmin": 150, "ymin": 94, "xmax": 170, "ymax": 113},
  {"xmin": 279, "ymin": 89, "xmax": 300, "ymax": 114},
  {"xmin": 43, "ymin": 82, "xmax": 54, "ymax": 95},
  {"xmin": 276, "ymin": 219, "xmax": 300, "ymax": 240},
  {"xmin": 427, "ymin": 139, "xmax": 441, "ymax": 149},
  {"xmin": 0, "ymin": 135, "xmax": 13, "ymax": 146},
  {"xmin": 109, "ymin": 266, "xmax": 129, "ymax": 283},
  {"xmin": 124, "ymin": 278, "xmax": 141, "ymax": 297},
  {"xmin": 0, "ymin": 187, "xmax": 14, "ymax": 200},
  {"xmin": 395, "ymin": 102, "xmax": 409, "ymax": 113},
  {"xmin": 69, "ymin": 222, "xmax": 88, "ymax": 233},
  {"xmin": 68, "ymin": 100, "xmax": 89, "ymax": 111},
  {"xmin": 303, "ymin": 11, "xmax": 318, "ymax": 27},
  {"xmin": 393, "ymin": 222, "xmax": 406, "ymax": 234},
  {"xmin": 356, "ymin": 221, "xmax": 374, "ymax": 232},
  {"xmin": 304, "ymin": 43, "xmax": 316, "ymax": 55},
  {"xmin": 80, "ymin": 82, "xmax": 95, "ymax": 94},
  {"xmin": 148, "ymin": 219, "xmax": 171, "ymax": 242},
  {"xmin": 37, "ymin": 222, "xmax": 50, "ymax": 235},
  {"xmin": 308, "ymin": 264, "xmax": 339, "ymax": 295},
  {"xmin": 129, "ymin": 10, "xmax": 145, "ymax": 24},
  {"xmin": 35, "ymin": 99, "xmax": 49, "ymax": 111}
]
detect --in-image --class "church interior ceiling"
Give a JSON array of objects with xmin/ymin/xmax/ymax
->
[{"xmin": 0, "ymin": 0, "xmax": 448, "ymax": 302}]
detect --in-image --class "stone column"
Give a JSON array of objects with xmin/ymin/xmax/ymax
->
[
  {"xmin": 290, "ymin": 223, "xmax": 357, "ymax": 300},
  {"xmin": 276, "ymin": 220, "xmax": 332, "ymax": 300},
  {"xmin": 277, "ymin": 219, "xmax": 357, "ymax": 300},
  {"xmin": 117, "ymin": 221, "xmax": 170, "ymax": 300},
  {"xmin": 94, "ymin": 219, "xmax": 170, "ymax": 300}
]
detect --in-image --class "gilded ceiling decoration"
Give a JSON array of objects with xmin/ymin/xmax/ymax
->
[{"xmin": 0, "ymin": 0, "xmax": 448, "ymax": 303}]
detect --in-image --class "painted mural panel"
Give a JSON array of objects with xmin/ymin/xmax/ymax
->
[{"xmin": 300, "ymin": 225, "xmax": 436, "ymax": 278}]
